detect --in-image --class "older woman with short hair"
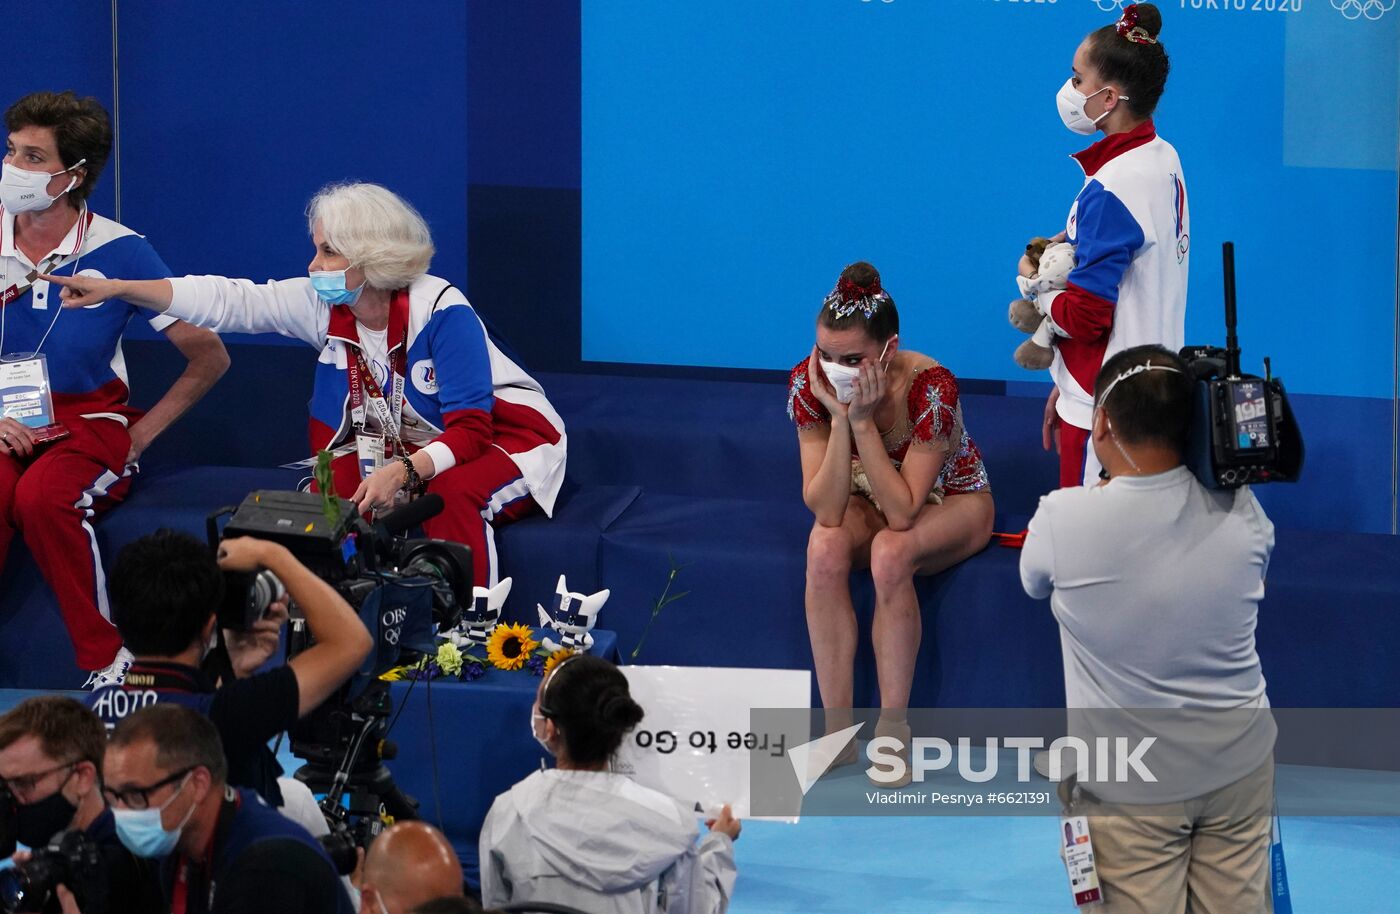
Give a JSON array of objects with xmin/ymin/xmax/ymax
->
[{"xmin": 48, "ymin": 181, "xmax": 566, "ymax": 588}]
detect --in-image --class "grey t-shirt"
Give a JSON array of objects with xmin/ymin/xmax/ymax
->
[{"xmin": 1021, "ymin": 466, "xmax": 1276, "ymax": 802}]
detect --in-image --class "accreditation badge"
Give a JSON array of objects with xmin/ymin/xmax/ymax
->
[
  {"xmin": 356, "ymin": 431, "xmax": 387, "ymax": 480},
  {"xmin": 1060, "ymin": 815, "xmax": 1103, "ymax": 907},
  {"xmin": 0, "ymin": 352, "xmax": 68, "ymax": 442}
]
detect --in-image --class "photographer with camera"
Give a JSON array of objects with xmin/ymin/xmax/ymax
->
[
  {"xmin": 101, "ymin": 704, "xmax": 352, "ymax": 914},
  {"xmin": 89, "ymin": 529, "xmax": 373, "ymax": 808},
  {"xmin": 0, "ymin": 696, "xmax": 161, "ymax": 914},
  {"xmin": 1020, "ymin": 345, "xmax": 1277, "ymax": 912}
]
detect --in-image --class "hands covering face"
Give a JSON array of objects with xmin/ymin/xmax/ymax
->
[{"xmin": 844, "ymin": 358, "xmax": 887, "ymax": 427}]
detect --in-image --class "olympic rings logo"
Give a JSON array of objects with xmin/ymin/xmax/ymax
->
[
  {"xmin": 1092, "ymin": 0, "xmax": 1129, "ymax": 11},
  {"xmin": 1332, "ymin": 0, "xmax": 1395, "ymax": 19}
]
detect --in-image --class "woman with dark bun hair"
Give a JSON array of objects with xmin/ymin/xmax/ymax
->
[
  {"xmin": 1035, "ymin": 3, "xmax": 1190, "ymax": 489},
  {"xmin": 479, "ymin": 655, "xmax": 738, "ymax": 914},
  {"xmin": 787, "ymin": 261, "xmax": 994, "ymax": 784}
]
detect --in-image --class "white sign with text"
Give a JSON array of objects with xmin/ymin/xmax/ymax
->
[{"xmin": 615, "ymin": 666, "xmax": 810, "ymax": 823}]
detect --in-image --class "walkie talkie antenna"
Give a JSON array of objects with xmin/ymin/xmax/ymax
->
[{"xmin": 1222, "ymin": 242, "xmax": 1242, "ymax": 379}]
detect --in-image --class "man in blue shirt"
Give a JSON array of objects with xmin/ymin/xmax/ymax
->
[{"xmin": 102, "ymin": 704, "xmax": 352, "ymax": 914}]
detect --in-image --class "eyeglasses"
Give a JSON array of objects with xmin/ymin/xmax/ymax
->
[
  {"xmin": 0, "ymin": 760, "xmax": 78, "ymax": 801},
  {"xmin": 102, "ymin": 767, "xmax": 195, "ymax": 810}
]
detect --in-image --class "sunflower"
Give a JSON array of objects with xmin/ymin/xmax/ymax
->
[
  {"xmin": 486, "ymin": 622, "xmax": 539, "ymax": 671},
  {"xmin": 543, "ymin": 647, "xmax": 577, "ymax": 676}
]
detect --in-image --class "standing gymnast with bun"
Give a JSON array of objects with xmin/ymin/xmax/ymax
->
[{"xmin": 1036, "ymin": 3, "xmax": 1190, "ymax": 488}]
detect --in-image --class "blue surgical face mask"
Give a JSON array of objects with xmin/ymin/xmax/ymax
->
[
  {"xmin": 309, "ymin": 269, "xmax": 365, "ymax": 306},
  {"xmin": 112, "ymin": 773, "xmax": 194, "ymax": 858}
]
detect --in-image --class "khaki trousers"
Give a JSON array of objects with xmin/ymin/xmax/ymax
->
[{"xmin": 1062, "ymin": 757, "xmax": 1275, "ymax": 914}]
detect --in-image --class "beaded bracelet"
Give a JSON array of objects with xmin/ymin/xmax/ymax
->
[{"xmin": 399, "ymin": 454, "xmax": 427, "ymax": 497}]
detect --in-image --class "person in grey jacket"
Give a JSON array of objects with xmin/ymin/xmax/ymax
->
[{"xmin": 479, "ymin": 654, "xmax": 738, "ymax": 914}]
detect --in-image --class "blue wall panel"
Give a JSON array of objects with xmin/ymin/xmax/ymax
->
[
  {"xmin": 4, "ymin": 0, "xmax": 116, "ymax": 217},
  {"xmin": 464, "ymin": 0, "xmax": 581, "ymax": 368},
  {"xmin": 466, "ymin": 0, "xmax": 580, "ymax": 190},
  {"xmin": 114, "ymin": 0, "xmax": 469, "ymax": 317}
]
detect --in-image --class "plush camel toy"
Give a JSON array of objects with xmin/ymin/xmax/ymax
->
[{"xmin": 1008, "ymin": 237, "xmax": 1076, "ymax": 370}]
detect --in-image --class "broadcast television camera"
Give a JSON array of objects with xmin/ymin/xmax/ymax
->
[
  {"xmin": 206, "ymin": 490, "xmax": 473, "ymax": 866},
  {"xmin": 1181, "ymin": 242, "xmax": 1304, "ymax": 489}
]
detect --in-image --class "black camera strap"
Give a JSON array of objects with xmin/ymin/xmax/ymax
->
[{"xmin": 199, "ymin": 633, "xmax": 236, "ymax": 688}]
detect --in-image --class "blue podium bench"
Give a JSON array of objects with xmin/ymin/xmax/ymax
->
[{"xmin": 3, "ymin": 370, "xmax": 1399, "ymax": 712}]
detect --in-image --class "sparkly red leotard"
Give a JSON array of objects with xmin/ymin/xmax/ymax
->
[{"xmin": 787, "ymin": 358, "xmax": 991, "ymax": 502}]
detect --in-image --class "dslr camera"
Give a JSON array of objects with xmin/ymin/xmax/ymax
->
[{"xmin": 0, "ymin": 829, "xmax": 106, "ymax": 914}]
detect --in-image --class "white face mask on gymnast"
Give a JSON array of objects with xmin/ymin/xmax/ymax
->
[
  {"xmin": 820, "ymin": 339, "xmax": 893, "ymax": 404},
  {"xmin": 1056, "ymin": 79, "xmax": 1121, "ymax": 135}
]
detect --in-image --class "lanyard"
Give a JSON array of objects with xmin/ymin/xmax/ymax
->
[
  {"xmin": 0, "ymin": 250, "xmax": 64, "ymax": 307},
  {"xmin": 0, "ymin": 209, "xmax": 92, "ymax": 356},
  {"xmin": 347, "ymin": 320, "xmax": 408, "ymax": 452},
  {"xmin": 0, "ymin": 208, "xmax": 91, "ymax": 308},
  {"xmin": 172, "ymin": 789, "xmax": 238, "ymax": 914}
]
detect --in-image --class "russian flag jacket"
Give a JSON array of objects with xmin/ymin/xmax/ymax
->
[
  {"xmin": 165, "ymin": 273, "xmax": 567, "ymax": 515},
  {"xmin": 1040, "ymin": 120, "xmax": 1190, "ymax": 430}
]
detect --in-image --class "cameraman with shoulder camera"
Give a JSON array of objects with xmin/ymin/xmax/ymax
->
[
  {"xmin": 89, "ymin": 530, "xmax": 373, "ymax": 808},
  {"xmin": 1020, "ymin": 345, "xmax": 1277, "ymax": 913},
  {"xmin": 0, "ymin": 696, "xmax": 162, "ymax": 914}
]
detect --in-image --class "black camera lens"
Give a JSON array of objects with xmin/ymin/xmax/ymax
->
[
  {"xmin": 0, "ymin": 868, "xmax": 26, "ymax": 914},
  {"xmin": 0, "ymin": 782, "xmax": 16, "ymax": 859},
  {"xmin": 318, "ymin": 829, "xmax": 360, "ymax": 876},
  {"xmin": 0, "ymin": 854, "xmax": 62, "ymax": 914},
  {"xmin": 218, "ymin": 568, "xmax": 286, "ymax": 631},
  {"xmin": 0, "ymin": 830, "xmax": 104, "ymax": 914}
]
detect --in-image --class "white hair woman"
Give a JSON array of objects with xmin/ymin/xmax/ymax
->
[{"xmin": 45, "ymin": 181, "xmax": 566, "ymax": 589}]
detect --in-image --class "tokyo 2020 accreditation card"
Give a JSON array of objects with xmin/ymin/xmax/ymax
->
[{"xmin": 1060, "ymin": 814, "xmax": 1103, "ymax": 907}]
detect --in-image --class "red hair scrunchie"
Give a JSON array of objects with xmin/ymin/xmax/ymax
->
[
  {"xmin": 1115, "ymin": 4, "xmax": 1158, "ymax": 45},
  {"xmin": 837, "ymin": 275, "xmax": 882, "ymax": 303}
]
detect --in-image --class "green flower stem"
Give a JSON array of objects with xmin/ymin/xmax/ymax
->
[{"xmin": 630, "ymin": 554, "xmax": 690, "ymax": 661}]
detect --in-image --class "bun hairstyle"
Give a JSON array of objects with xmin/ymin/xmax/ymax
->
[
  {"xmin": 1086, "ymin": 3, "xmax": 1170, "ymax": 120},
  {"xmin": 817, "ymin": 261, "xmax": 900, "ymax": 343},
  {"xmin": 538, "ymin": 654, "xmax": 645, "ymax": 766}
]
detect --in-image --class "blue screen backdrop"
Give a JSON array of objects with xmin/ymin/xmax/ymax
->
[{"xmin": 582, "ymin": 0, "xmax": 1399, "ymax": 401}]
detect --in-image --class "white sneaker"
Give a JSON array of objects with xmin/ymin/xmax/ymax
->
[{"xmin": 84, "ymin": 646, "xmax": 134, "ymax": 689}]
